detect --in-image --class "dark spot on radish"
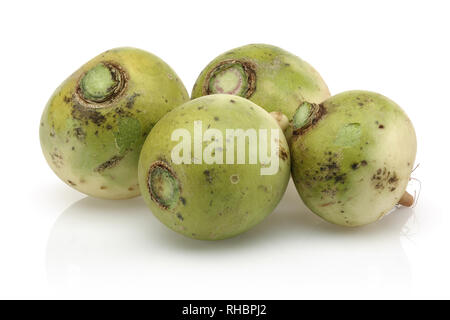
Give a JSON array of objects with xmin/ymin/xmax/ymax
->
[
  {"xmin": 388, "ymin": 175, "xmax": 398, "ymax": 184},
  {"xmin": 279, "ymin": 146, "xmax": 289, "ymax": 161},
  {"xmin": 74, "ymin": 127, "xmax": 86, "ymax": 141},
  {"xmin": 72, "ymin": 102, "xmax": 106, "ymax": 126},
  {"xmin": 125, "ymin": 93, "xmax": 140, "ymax": 109},
  {"xmin": 203, "ymin": 170, "xmax": 213, "ymax": 183},
  {"xmin": 351, "ymin": 163, "xmax": 360, "ymax": 170},
  {"xmin": 95, "ymin": 155, "xmax": 124, "ymax": 172}
]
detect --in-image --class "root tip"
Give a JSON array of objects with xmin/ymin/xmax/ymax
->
[{"xmin": 398, "ymin": 191, "xmax": 414, "ymax": 207}]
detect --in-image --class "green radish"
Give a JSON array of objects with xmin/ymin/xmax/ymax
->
[
  {"xmin": 290, "ymin": 91, "xmax": 417, "ymax": 227},
  {"xmin": 192, "ymin": 44, "xmax": 330, "ymax": 120},
  {"xmin": 40, "ymin": 47, "xmax": 189, "ymax": 199},
  {"xmin": 138, "ymin": 94, "xmax": 290, "ymax": 240}
]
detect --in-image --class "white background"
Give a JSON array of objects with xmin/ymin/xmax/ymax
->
[{"xmin": 0, "ymin": 0, "xmax": 448, "ymax": 299}]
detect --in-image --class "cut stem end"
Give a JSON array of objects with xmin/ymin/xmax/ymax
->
[
  {"xmin": 292, "ymin": 102, "xmax": 325, "ymax": 135},
  {"xmin": 77, "ymin": 62, "xmax": 127, "ymax": 104},
  {"xmin": 147, "ymin": 161, "xmax": 181, "ymax": 210},
  {"xmin": 204, "ymin": 60, "xmax": 256, "ymax": 98}
]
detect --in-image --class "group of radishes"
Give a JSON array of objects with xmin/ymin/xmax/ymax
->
[{"xmin": 40, "ymin": 44, "xmax": 416, "ymax": 240}]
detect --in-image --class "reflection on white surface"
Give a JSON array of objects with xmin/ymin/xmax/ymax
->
[{"xmin": 46, "ymin": 181, "xmax": 415, "ymax": 299}]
